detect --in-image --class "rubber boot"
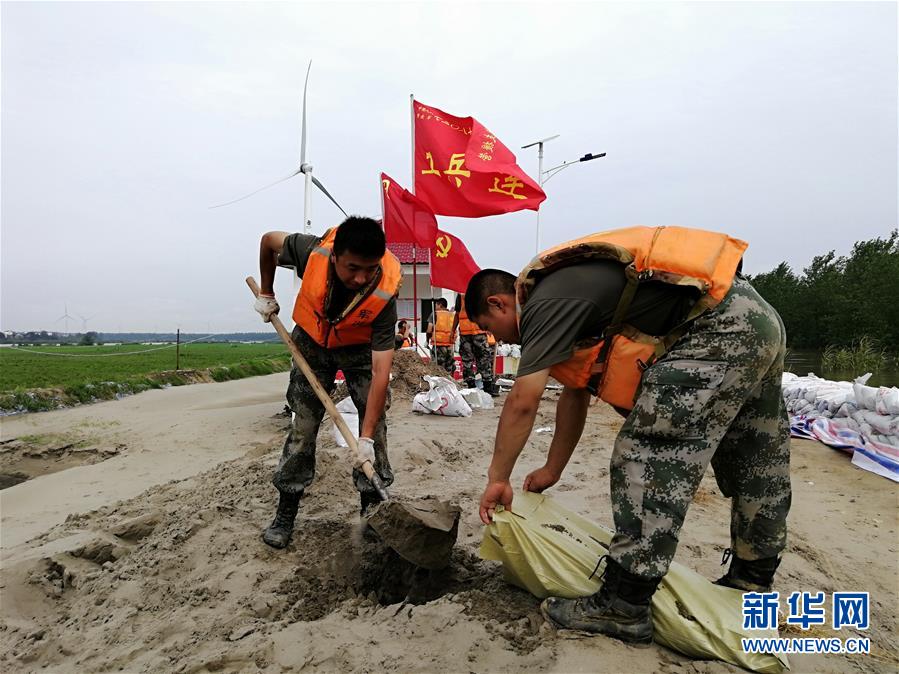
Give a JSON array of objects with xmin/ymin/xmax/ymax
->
[
  {"xmin": 262, "ymin": 491, "xmax": 301, "ymax": 549},
  {"xmin": 482, "ymin": 379, "xmax": 500, "ymax": 397},
  {"xmin": 714, "ymin": 548, "xmax": 781, "ymax": 592},
  {"xmin": 540, "ymin": 557, "xmax": 661, "ymax": 646}
]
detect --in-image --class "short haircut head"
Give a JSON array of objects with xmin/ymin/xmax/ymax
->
[
  {"xmin": 435, "ymin": 298, "xmax": 448, "ymax": 309},
  {"xmin": 465, "ymin": 269, "xmax": 516, "ymax": 317},
  {"xmin": 398, "ymin": 320, "xmax": 407, "ymax": 329},
  {"xmin": 333, "ymin": 216, "xmax": 386, "ymax": 259}
]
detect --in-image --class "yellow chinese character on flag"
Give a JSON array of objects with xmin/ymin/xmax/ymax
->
[
  {"xmin": 444, "ymin": 153, "xmax": 470, "ymax": 188},
  {"xmin": 488, "ymin": 175, "xmax": 527, "ymax": 200},
  {"xmin": 421, "ymin": 151, "xmax": 442, "ymax": 177},
  {"xmin": 478, "ymin": 153, "xmax": 492, "ymax": 161},
  {"xmin": 481, "ymin": 141, "xmax": 495, "ymax": 152}
]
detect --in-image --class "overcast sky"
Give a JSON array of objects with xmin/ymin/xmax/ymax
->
[{"xmin": 1, "ymin": 1, "xmax": 896, "ymax": 333}]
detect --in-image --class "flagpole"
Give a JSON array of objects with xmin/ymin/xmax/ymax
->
[{"xmin": 409, "ymin": 93, "xmax": 420, "ymax": 356}]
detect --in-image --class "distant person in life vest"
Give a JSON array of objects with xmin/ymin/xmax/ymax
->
[
  {"xmin": 463, "ymin": 226, "xmax": 791, "ymax": 646},
  {"xmin": 254, "ymin": 217, "xmax": 400, "ymax": 549},
  {"xmin": 395, "ymin": 320, "xmax": 412, "ymax": 350},
  {"xmin": 426, "ymin": 297, "xmax": 456, "ymax": 375}
]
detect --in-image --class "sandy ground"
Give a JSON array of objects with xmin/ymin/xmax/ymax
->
[{"xmin": 1, "ymin": 372, "xmax": 897, "ymax": 673}]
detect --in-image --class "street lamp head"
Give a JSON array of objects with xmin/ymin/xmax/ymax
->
[
  {"xmin": 579, "ymin": 152, "xmax": 607, "ymax": 162},
  {"xmin": 521, "ymin": 134, "xmax": 560, "ymax": 149}
]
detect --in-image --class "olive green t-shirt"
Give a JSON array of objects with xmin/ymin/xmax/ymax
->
[
  {"xmin": 516, "ymin": 260, "xmax": 700, "ymax": 377},
  {"xmin": 278, "ymin": 233, "xmax": 397, "ymax": 352}
]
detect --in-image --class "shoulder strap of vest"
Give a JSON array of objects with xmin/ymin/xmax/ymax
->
[{"xmin": 594, "ymin": 264, "xmax": 644, "ymax": 365}]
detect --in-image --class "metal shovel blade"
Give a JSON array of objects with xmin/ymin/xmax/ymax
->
[{"xmin": 365, "ymin": 497, "xmax": 461, "ymax": 570}]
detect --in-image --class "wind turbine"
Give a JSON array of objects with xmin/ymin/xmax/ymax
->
[
  {"xmin": 56, "ymin": 303, "xmax": 75, "ymax": 335},
  {"xmin": 78, "ymin": 313, "xmax": 96, "ymax": 331},
  {"xmin": 209, "ymin": 60, "xmax": 348, "ymax": 235}
]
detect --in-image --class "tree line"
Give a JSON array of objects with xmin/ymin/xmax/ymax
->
[{"xmin": 748, "ymin": 229, "xmax": 898, "ymax": 350}]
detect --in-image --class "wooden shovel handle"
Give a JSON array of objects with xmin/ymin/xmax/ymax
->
[{"xmin": 246, "ymin": 277, "xmax": 385, "ymax": 493}]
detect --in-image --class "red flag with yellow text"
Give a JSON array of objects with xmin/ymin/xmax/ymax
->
[
  {"xmin": 429, "ymin": 229, "xmax": 481, "ymax": 293},
  {"xmin": 413, "ymin": 100, "xmax": 546, "ymax": 217},
  {"xmin": 380, "ymin": 172, "xmax": 438, "ymax": 247}
]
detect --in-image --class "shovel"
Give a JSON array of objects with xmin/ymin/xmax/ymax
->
[{"xmin": 247, "ymin": 277, "xmax": 459, "ymax": 569}]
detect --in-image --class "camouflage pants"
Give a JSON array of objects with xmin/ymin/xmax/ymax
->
[
  {"xmin": 459, "ymin": 334, "xmax": 495, "ymax": 384},
  {"xmin": 273, "ymin": 326, "xmax": 393, "ymax": 497},
  {"xmin": 433, "ymin": 345, "xmax": 455, "ymax": 377},
  {"xmin": 609, "ymin": 276, "xmax": 791, "ymax": 579}
]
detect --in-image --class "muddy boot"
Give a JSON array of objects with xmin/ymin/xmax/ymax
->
[
  {"xmin": 540, "ymin": 557, "xmax": 661, "ymax": 646},
  {"xmin": 482, "ymin": 379, "xmax": 500, "ymax": 397},
  {"xmin": 714, "ymin": 548, "xmax": 781, "ymax": 592},
  {"xmin": 262, "ymin": 491, "xmax": 301, "ymax": 549},
  {"xmin": 465, "ymin": 379, "xmax": 477, "ymax": 390}
]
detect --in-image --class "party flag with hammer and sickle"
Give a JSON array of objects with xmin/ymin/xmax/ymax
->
[
  {"xmin": 380, "ymin": 172, "xmax": 439, "ymax": 247},
  {"xmin": 430, "ymin": 229, "xmax": 481, "ymax": 293}
]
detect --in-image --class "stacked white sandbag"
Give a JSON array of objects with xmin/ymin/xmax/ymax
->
[{"xmin": 781, "ymin": 372, "xmax": 899, "ymax": 449}]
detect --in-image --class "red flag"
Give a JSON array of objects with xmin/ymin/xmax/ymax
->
[
  {"xmin": 380, "ymin": 172, "xmax": 438, "ymax": 247},
  {"xmin": 430, "ymin": 229, "xmax": 481, "ymax": 293},
  {"xmin": 413, "ymin": 100, "xmax": 546, "ymax": 217}
]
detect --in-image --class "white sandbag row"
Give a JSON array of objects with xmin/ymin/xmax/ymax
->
[{"xmin": 781, "ymin": 372, "xmax": 899, "ymax": 449}]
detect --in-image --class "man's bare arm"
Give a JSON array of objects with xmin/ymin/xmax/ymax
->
[
  {"xmin": 361, "ymin": 349, "xmax": 393, "ymax": 438},
  {"xmin": 259, "ymin": 231, "xmax": 290, "ymax": 295},
  {"xmin": 523, "ymin": 386, "xmax": 591, "ymax": 492},
  {"xmin": 487, "ymin": 369, "xmax": 551, "ymax": 483}
]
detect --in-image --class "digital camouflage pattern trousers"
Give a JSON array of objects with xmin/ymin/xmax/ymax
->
[
  {"xmin": 609, "ymin": 275, "xmax": 791, "ymax": 579},
  {"xmin": 433, "ymin": 345, "xmax": 455, "ymax": 377},
  {"xmin": 459, "ymin": 334, "xmax": 495, "ymax": 384},
  {"xmin": 272, "ymin": 326, "xmax": 393, "ymax": 498}
]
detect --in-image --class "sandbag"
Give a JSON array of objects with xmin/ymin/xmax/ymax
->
[
  {"xmin": 411, "ymin": 376, "xmax": 472, "ymax": 417},
  {"xmin": 332, "ymin": 397, "xmax": 359, "ymax": 448},
  {"xmin": 876, "ymin": 386, "xmax": 899, "ymax": 416},
  {"xmin": 480, "ymin": 491, "xmax": 789, "ymax": 674}
]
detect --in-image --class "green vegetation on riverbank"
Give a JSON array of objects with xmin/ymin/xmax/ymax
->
[
  {"xmin": 0, "ymin": 343, "xmax": 291, "ymax": 413},
  {"xmin": 749, "ymin": 230, "xmax": 898, "ymax": 352}
]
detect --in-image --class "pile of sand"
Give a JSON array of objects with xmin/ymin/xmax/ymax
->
[
  {"xmin": 326, "ymin": 350, "xmax": 447, "ymax": 402},
  {"xmin": 0, "ymin": 428, "xmax": 542, "ymax": 672},
  {"xmin": 390, "ymin": 349, "xmax": 449, "ymax": 398}
]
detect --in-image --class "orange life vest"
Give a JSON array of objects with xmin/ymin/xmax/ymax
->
[
  {"xmin": 433, "ymin": 310, "xmax": 455, "ymax": 346},
  {"xmin": 293, "ymin": 228, "xmax": 402, "ymax": 348},
  {"xmin": 516, "ymin": 226, "xmax": 747, "ymax": 411},
  {"xmin": 458, "ymin": 295, "xmax": 487, "ymax": 336}
]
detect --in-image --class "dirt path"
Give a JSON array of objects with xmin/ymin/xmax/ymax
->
[
  {"xmin": 1, "ymin": 373, "xmax": 290, "ymax": 552},
  {"xmin": 1, "ymin": 373, "xmax": 896, "ymax": 673}
]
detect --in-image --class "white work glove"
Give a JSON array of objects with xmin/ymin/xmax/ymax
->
[
  {"xmin": 355, "ymin": 437, "xmax": 376, "ymax": 468},
  {"xmin": 254, "ymin": 294, "xmax": 280, "ymax": 323}
]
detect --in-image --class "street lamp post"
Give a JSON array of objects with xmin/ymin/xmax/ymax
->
[
  {"xmin": 521, "ymin": 135, "xmax": 559, "ymax": 255},
  {"xmin": 522, "ymin": 136, "xmax": 607, "ymax": 254}
]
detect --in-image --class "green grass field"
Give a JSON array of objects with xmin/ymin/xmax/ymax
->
[{"xmin": 0, "ymin": 342, "xmax": 289, "ymax": 391}]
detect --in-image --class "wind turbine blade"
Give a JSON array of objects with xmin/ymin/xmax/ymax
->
[
  {"xmin": 311, "ymin": 176, "xmax": 348, "ymax": 217},
  {"xmin": 301, "ymin": 60, "xmax": 312, "ymax": 164},
  {"xmin": 209, "ymin": 169, "xmax": 303, "ymax": 209}
]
